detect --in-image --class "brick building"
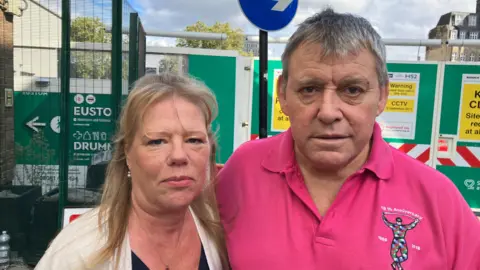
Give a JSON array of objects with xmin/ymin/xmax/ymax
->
[
  {"xmin": 0, "ymin": 2, "xmax": 15, "ymax": 185},
  {"xmin": 426, "ymin": 0, "xmax": 480, "ymax": 61}
]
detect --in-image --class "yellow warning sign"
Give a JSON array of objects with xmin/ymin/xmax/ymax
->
[
  {"xmin": 385, "ymin": 99, "xmax": 414, "ymax": 113},
  {"xmin": 389, "ymin": 82, "xmax": 417, "ymax": 97},
  {"xmin": 271, "ymin": 70, "xmax": 290, "ymax": 132},
  {"xmin": 458, "ymin": 83, "xmax": 480, "ymax": 141}
]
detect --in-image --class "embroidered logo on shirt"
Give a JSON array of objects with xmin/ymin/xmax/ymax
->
[{"xmin": 381, "ymin": 207, "xmax": 421, "ymax": 270}]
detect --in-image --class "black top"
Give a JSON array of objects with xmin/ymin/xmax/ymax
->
[{"xmin": 132, "ymin": 244, "xmax": 210, "ymax": 270}]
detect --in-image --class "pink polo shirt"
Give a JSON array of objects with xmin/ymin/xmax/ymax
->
[{"xmin": 216, "ymin": 123, "xmax": 480, "ymax": 270}]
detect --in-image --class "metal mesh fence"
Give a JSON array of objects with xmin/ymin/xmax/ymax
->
[
  {"xmin": 122, "ymin": 0, "xmax": 133, "ymax": 93},
  {"xmin": 138, "ymin": 19, "xmax": 145, "ymax": 78},
  {"xmin": 1, "ymin": 0, "xmax": 143, "ymax": 266},
  {"xmin": 7, "ymin": 0, "xmax": 63, "ymax": 264}
]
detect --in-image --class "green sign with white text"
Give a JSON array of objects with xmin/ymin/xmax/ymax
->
[
  {"xmin": 14, "ymin": 92, "xmax": 114, "ymax": 167},
  {"xmin": 14, "ymin": 91, "xmax": 114, "ymax": 191},
  {"xmin": 70, "ymin": 93, "xmax": 113, "ymax": 165}
]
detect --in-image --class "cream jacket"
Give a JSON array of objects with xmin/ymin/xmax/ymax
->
[{"xmin": 34, "ymin": 207, "xmax": 222, "ymax": 270}]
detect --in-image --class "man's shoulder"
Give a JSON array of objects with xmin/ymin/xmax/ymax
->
[
  {"xmin": 388, "ymin": 146, "xmax": 463, "ymax": 197},
  {"xmin": 216, "ymin": 133, "xmax": 285, "ymax": 190}
]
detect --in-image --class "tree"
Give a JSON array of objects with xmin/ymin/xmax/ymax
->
[
  {"xmin": 158, "ymin": 56, "xmax": 180, "ymax": 73},
  {"xmin": 71, "ymin": 17, "xmax": 112, "ymax": 43},
  {"xmin": 176, "ymin": 21, "xmax": 253, "ymax": 56},
  {"xmin": 71, "ymin": 51, "xmax": 111, "ymax": 79},
  {"xmin": 70, "ymin": 17, "xmax": 129, "ymax": 79}
]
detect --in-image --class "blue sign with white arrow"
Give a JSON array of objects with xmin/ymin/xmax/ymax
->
[{"xmin": 238, "ymin": 0, "xmax": 298, "ymax": 31}]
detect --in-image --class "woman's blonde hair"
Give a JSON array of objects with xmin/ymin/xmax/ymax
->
[{"xmin": 88, "ymin": 72, "xmax": 229, "ymax": 269}]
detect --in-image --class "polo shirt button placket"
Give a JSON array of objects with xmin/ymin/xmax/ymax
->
[{"xmin": 314, "ymin": 211, "xmax": 336, "ymax": 246}]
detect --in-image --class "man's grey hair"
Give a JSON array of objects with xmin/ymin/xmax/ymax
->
[{"xmin": 281, "ymin": 8, "xmax": 388, "ymax": 88}]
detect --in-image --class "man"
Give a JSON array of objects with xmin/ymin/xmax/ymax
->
[{"xmin": 216, "ymin": 8, "xmax": 480, "ymax": 270}]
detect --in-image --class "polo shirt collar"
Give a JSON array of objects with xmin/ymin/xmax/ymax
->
[{"xmin": 261, "ymin": 122, "xmax": 394, "ymax": 180}]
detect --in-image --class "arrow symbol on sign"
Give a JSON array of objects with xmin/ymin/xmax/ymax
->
[
  {"xmin": 271, "ymin": 0, "xmax": 293, "ymax": 12},
  {"xmin": 26, "ymin": 116, "xmax": 46, "ymax": 132}
]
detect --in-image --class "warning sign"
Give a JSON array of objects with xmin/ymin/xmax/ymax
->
[
  {"xmin": 385, "ymin": 99, "xmax": 414, "ymax": 113},
  {"xmin": 377, "ymin": 72, "xmax": 420, "ymax": 140},
  {"xmin": 458, "ymin": 74, "xmax": 480, "ymax": 142},
  {"xmin": 271, "ymin": 69, "xmax": 290, "ymax": 132},
  {"xmin": 389, "ymin": 82, "xmax": 417, "ymax": 97},
  {"xmin": 438, "ymin": 139, "xmax": 449, "ymax": 152}
]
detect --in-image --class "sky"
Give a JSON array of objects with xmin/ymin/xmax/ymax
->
[{"xmin": 125, "ymin": 0, "xmax": 476, "ymax": 60}]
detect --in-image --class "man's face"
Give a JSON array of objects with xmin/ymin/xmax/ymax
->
[{"xmin": 277, "ymin": 43, "xmax": 388, "ymax": 171}]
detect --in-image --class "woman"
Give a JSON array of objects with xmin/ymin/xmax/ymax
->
[{"xmin": 35, "ymin": 73, "xmax": 229, "ymax": 270}]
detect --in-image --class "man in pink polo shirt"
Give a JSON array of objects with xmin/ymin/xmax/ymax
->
[{"xmin": 216, "ymin": 8, "xmax": 480, "ymax": 270}]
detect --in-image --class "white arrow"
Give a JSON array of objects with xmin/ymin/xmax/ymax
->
[
  {"xmin": 26, "ymin": 116, "xmax": 46, "ymax": 132},
  {"xmin": 271, "ymin": 0, "xmax": 293, "ymax": 12}
]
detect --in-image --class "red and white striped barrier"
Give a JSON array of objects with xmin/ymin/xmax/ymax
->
[
  {"xmin": 388, "ymin": 143, "xmax": 431, "ymax": 164},
  {"xmin": 248, "ymin": 135, "xmax": 480, "ymax": 168},
  {"xmin": 436, "ymin": 146, "xmax": 480, "ymax": 168}
]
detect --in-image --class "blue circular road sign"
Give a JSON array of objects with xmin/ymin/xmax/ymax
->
[{"xmin": 238, "ymin": 0, "xmax": 298, "ymax": 31}]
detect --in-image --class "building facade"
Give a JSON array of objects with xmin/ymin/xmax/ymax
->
[
  {"xmin": 0, "ymin": 1, "xmax": 15, "ymax": 185},
  {"xmin": 426, "ymin": 1, "xmax": 480, "ymax": 61},
  {"xmin": 243, "ymin": 41, "xmax": 259, "ymax": 56}
]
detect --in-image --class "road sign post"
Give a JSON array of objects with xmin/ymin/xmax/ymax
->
[
  {"xmin": 238, "ymin": 0, "xmax": 298, "ymax": 139},
  {"xmin": 259, "ymin": 30, "xmax": 268, "ymax": 138}
]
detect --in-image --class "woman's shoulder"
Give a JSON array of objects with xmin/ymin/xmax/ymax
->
[
  {"xmin": 190, "ymin": 207, "xmax": 223, "ymax": 270},
  {"xmin": 35, "ymin": 207, "xmax": 107, "ymax": 269},
  {"xmin": 54, "ymin": 208, "xmax": 104, "ymax": 248}
]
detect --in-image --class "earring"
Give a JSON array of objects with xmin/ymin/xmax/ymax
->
[{"xmin": 127, "ymin": 171, "xmax": 131, "ymax": 178}]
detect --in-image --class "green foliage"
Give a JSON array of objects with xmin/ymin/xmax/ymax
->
[
  {"xmin": 71, "ymin": 51, "xmax": 111, "ymax": 79},
  {"xmin": 70, "ymin": 17, "xmax": 129, "ymax": 80},
  {"xmin": 158, "ymin": 55, "xmax": 180, "ymax": 73},
  {"xmin": 176, "ymin": 21, "xmax": 253, "ymax": 56},
  {"xmin": 71, "ymin": 17, "xmax": 112, "ymax": 43}
]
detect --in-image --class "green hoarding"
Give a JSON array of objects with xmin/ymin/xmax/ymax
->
[
  {"xmin": 249, "ymin": 60, "xmax": 479, "ymax": 210},
  {"xmin": 250, "ymin": 61, "xmax": 438, "ymax": 165},
  {"xmin": 14, "ymin": 91, "xmax": 113, "ymax": 191},
  {"xmin": 250, "ymin": 59, "xmax": 282, "ymax": 137},
  {"xmin": 14, "ymin": 92, "xmax": 113, "ymax": 166},
  {"xmin": 12, "ymin": 57, "xmax": 480, "ymax": 210},
  {"xmin": 188, "ymin": 54, "xmax": 236, "ymax": 164},
  {"xmin": 13, "ymin": 54, "xmax": 241, "ymax": 191},
  {"xmin": 436, "ymin": 63, "xmax": 480, "ymax": 209},
  {"xmin": 382, "ymin": 62, "xmax": 438, "ymax": 146}
]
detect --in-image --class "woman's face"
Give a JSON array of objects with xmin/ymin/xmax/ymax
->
[{"xmin": 126, "ymin": 95, "xmax": 211, "ymax": 212}]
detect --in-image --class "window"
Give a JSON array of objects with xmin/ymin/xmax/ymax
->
[
  {"xmin": 460, "ymin": 53, "xmax": 466, "ymax": 61},
  {"xmin": 469, "ymin": 15, "xmax": 477, "ymax": 26},
  {"xmin": 470, "ymin": 32, "xmax": 479, "ymax": 39},
  {"xmin": 455, "ymin": 15, "xmax": 463, "ymax": 26},
  {"xmin": 450, "ymin": 30, "xmax": 457, "ymax": 39},
  {"xmin": 460, "ymin": 31, "xmax": 467, "ymax": 39},
  {"xmin": 452, "ymin": 52, "xmax": 457, "ymax": 61},
  {"xmin": 470, "ymin": 54, "xmax": 476, "ymax": 61}
]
